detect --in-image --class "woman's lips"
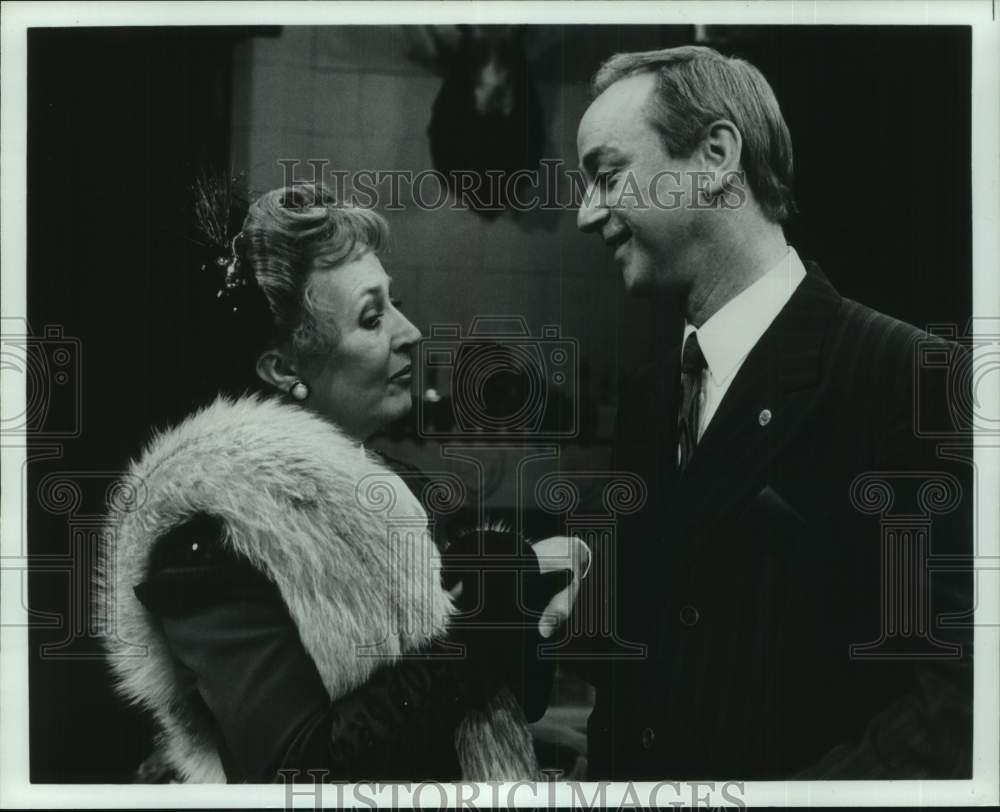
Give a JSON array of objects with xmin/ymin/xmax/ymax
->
[{"xmin": 389, "ymin": 365, "xmax": 412, "ymax": 384}]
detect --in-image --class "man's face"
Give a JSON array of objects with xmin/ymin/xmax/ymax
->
[{"xmin": 576, "ymin": 72, "xmax": 702, "ymax": 296}]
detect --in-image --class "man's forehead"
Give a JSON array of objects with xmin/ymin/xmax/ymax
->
[
  {"xmin": 578, "ymin": 72, "xmax": 657, "ymax": 156},
  {"xmin": 584, "ymin": 73, "xmax": 655, "ymax": 123}
]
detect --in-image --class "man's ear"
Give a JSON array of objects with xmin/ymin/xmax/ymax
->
[
  {"xmin": 698, "ymin": 119, "xmax": 743, "ymax": 198},
  {"xmin": 255, "ymin": 347, "xmax": 300, "ymax": 394}
]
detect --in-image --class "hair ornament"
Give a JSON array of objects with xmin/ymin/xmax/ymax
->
[
  {"xmin": 193, "ymin": 170, "xmax": 265, "ymax": 317},
  {"xmin": 214, "ymin": 232, "xmax": 255, "ymax": 312}
]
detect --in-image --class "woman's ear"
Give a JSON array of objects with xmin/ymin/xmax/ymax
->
[{"xmin": 255, "ymin": 348, "xmax": 299, "ymax": 394}]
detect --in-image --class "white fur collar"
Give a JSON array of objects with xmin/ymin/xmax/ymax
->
[{"xmin": 98, "ymin": 395, "xmax": 535, "ymax": 781}]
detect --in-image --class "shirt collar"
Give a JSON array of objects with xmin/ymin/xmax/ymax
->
[{"xmin": 683, "ymin": 247, "xmax": 807, "ymax": 385}]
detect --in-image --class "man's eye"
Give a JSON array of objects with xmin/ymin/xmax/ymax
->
[
  {"xmin": 361, "ymin": 311, "xmax": 384, "ymax": 329},
  {"xmin": 589, "ymin": 171, "xmax": 618, "ymax": 204}
]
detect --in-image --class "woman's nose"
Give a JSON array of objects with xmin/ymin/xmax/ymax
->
[{"xmin": 394, "ymin": 311, "xmax": 422, "ymax": 351}]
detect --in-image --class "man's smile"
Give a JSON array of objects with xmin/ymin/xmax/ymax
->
[{"xmin": 603, "ymin": 227, "xmax": 631, "ymax": 259}]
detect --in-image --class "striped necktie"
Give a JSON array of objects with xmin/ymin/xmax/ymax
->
[{"xmin": 677, "ymin": 331, "xmax": 707, "ymax": 473}]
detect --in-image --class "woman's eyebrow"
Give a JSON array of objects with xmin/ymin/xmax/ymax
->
[
  {"xmin": 351, "ymin": 273, "xmax": 393, "ymax": 299},
  {"xmin": 354, "ymin": 287, "xmax": 384, "ymax": 306},
  {"xmin": 351, "ymin": 279, "xmax": 389, "ymax": 299}
]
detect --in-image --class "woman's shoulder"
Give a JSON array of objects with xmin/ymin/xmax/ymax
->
[
  {"xmin": 133, "ymin": 512, "xmax": 278, "ymax": 618},
  {"xmin": 135, "ymin": 395, "xmax": 353, "ymax": 479},
  {"xmin": 112, "ymin": 396, "xmax": 407, "ymax": 564}
]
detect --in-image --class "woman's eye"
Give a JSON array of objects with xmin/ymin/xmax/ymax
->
[{"xmin": 361, "ymin": 311, "xmax": 383, "ymax": 329}]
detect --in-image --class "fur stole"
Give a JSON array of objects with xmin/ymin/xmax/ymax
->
[{"xmin": 98, "ymin": 394, "xmax": 537, "ymax": 782}]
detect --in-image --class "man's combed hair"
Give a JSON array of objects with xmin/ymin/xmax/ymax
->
[
  {"xmin": 593, "ymin": 45, "xmax": 796, "ymax": 223},
  {"xmin": 240, "ymin": 183, "xmax": 389, "ymax": 361}
]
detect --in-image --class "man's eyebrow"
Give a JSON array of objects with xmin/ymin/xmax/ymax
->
[{"xmin": 580, "ymin": 146, "xmax": 624, "ymax": 175}]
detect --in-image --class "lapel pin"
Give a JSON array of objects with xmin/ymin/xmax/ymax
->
[{"xmin": 758, "ymin": 408, "xmax": 772, "ymax": 427}]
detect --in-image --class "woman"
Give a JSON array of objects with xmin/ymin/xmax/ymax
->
[{"xmin": 100, "ymin": 184, "xmax": 577, "ymax": 783}]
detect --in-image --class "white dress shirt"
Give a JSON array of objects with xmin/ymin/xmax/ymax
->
[{"xmin": 681, "ymin": 247, "xmax": 807, "ymax": 448}]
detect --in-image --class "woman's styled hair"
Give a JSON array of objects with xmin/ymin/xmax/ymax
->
[
  {"xmin": 238, "ymin": 183, "xmax": 389, "ymax": 361},
  {"xmin": 592, "ymin": 45, "xmax": 796, "ymax": 224}
]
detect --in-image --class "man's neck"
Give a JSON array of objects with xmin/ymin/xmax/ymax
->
[{"xmin": 684, "ymin": 219, "xmax": 790, "ymax": 328}]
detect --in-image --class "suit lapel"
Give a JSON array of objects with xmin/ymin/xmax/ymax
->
[
  {"xmin": 659, "ymin": 265, "xmax": 843, "ymax": 558},
  {"xmin": 615, "ymin": 333, "xmax": 681, "ymax": 564}
]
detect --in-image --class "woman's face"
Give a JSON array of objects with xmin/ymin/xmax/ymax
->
[{"xmin": 301, "ymin": 252, "xmax": 421, "ymax": 441}]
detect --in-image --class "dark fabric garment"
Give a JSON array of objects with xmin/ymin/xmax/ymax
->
[
  {"xmin": 442, "ymin": 528, "xmax": 570, "ymax": 722},
  {"xmin": 585, "ymin": 264, "xmax": 974, "ymax": 780},
  {"xmin": 132, "ymin": 461, "xmax": 561, "ymax": 783},
  {"xmin": 135, "ymin": 518, "xmax": 475, "ymax": 782}
]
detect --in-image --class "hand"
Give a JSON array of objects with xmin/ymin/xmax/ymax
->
[
  {"xmin": 442, "ymin": 529, "xmax": 571, "ymax": 623},
  {"xmin": 440, "ymin": 529, "xmax": 575, "ymax": 718},
  {"xmin": 440, "ymin": 530, "xmax": 569, "ymax": 676},
  {"xmin": 529, "ymin": 536, "xmax": 590, "ymax": 638}
]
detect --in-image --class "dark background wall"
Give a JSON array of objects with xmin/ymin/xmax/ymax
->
[{"xmin": 26, "ymin": 25, "xmax": 970, "ymax": 781}]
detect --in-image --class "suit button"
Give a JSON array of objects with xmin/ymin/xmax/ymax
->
[
  {"xmin": 679, "ymin": 604, "xmax": 700, "ymax": 627},
  {"xmin": 640, "ymin": 726, "xmax": 656, "ymax": 750}
]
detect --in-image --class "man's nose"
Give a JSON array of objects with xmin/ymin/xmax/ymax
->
[{"xmin": 577, "ymin": 186, "xmax": 610, "ymax": 233}]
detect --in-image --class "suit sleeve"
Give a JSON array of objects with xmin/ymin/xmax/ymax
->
[{"xmin": 796, "ymin": 337, "xmax": 974, "ymax": 779}]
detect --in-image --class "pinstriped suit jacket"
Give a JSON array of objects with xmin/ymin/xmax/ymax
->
[{"xmin": 586, "ymin": 264, "xmax": 973, "ymax": 779}]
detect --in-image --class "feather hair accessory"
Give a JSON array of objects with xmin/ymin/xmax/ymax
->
[{"xmin": 192, "ymin": 171, "xmax": 269, "ymax": 321}]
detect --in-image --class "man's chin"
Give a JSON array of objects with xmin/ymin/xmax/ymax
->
[{"xmin": 620, "ymin": 262, "xmax": 653, "ymax": 297}]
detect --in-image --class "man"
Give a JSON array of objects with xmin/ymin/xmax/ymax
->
[{"xmin": 574, "ymin": 46, "xmax": 972, "ymax": 779}]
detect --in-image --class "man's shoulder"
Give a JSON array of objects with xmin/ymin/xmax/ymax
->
[
  {"xmin": 814, "ymin": 294, "xmax": 972, "ymax": 443},
  {"xmin": 618, "ymin": 295, "xmax": 929, "ymax": 390},
  {"xmin": 824, "ymin": 296, "xmax": 957, "ymax": 383},
  {"xmin": 835, "ymin": 296, "xmax": 930, "ymax": 348}
]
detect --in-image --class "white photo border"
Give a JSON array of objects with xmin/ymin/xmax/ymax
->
[{"xmin": 2, "ymin": 1, "xmax": 997, "ymax": 808}]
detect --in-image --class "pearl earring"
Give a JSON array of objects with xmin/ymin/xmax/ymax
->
[{"xmin": 290, "ymin": 380, "xmax": 310, "ymax": 401}]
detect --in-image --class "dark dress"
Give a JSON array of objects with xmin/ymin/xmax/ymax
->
[{"xmin": 133, "ymin": 458, "xmax": 559, "ymax": 783}]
